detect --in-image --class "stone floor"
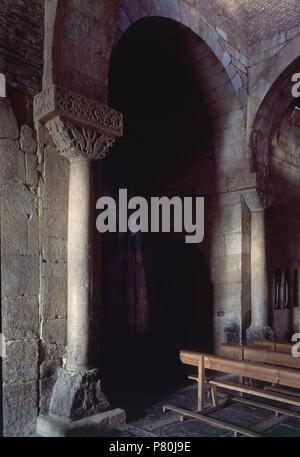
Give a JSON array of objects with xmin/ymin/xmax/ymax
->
[{"xmin": 106, "ymin": 383, "xmax": 300, "ymax": 437}]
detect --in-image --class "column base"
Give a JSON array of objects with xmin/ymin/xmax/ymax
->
[
  {"xmin": 49, "ymin": 367, "xmax": 110, "ymax": 420},
  {"xmin": 36, "ymin": 409, "xmax": 126, "ymax": 437},
  {"xmin": 246, "ymin": 325, "xmax": 275, "ymax": 345}
]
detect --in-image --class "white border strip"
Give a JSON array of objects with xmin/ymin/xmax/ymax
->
[{"xmin": 0, "ymin": 333, "xmax": 6, "ymax": 358}]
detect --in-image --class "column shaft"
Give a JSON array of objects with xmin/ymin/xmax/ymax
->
[
  {"xmin": 251, "ymin": 209, "xmax": 268, "ymax": 328},
  {"xmin": 67, "ymin": 158, "xmax": 92, "ymax": 370}
]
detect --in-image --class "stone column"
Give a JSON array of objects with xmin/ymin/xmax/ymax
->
[
  {"xmin": 34, "ymin": 86, "xmax": 125, "ymax": 429},
  {"xmin": 250, "ymin": 207, "xmax": 268, "ymax": 328},
  {"xmin": 244, "ymin": 186, "xmax": 274, "ymax": 343},
  {"xmin": 67, "ymin": 157, "xmax": 92, "ymax": 371}
]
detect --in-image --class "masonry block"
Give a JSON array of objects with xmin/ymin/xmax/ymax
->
[
  {"xmin": 41, "ymin": 319, "xmax": 67, "ymax": 347},
  {"xmin": 41, "ymin": 275, "xmax": 67, "ymax": 320},
  {"xmin": 0, "ymin": 100, "xmax": 19, "ymax": 139},
  {"xmin": 2, "ymin": 296, "xmax": 39, "ymax": 340},
  {"xmin": 213, "ymin": 254, "xmax": 242, "ymax": 284},
  {"xmin": 0, "ymin": 139, "xmax": 25, "ymax": 183},
  {"xmin": 3, "ymin": 381, "xmax": 38, "ymax": 437},
  {"xmin": 3, "ymin": 339, "xmax": 38, "ymax": 384},
  {"xmin": 225, "ymin": 233, "xmax": 242, "ymax": 255},
  {"xmin": 1, "ymin": 255, "xmax": 39, "ymax": 298}
]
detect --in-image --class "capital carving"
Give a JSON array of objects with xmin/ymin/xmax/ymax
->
[
  {"xmin": 243, "ymin": 169, "xmax": 275, "ymax": 211},
  {"xmin": 243, "ymin": 190, "xmax": 268, "ymax": 211},
  {"xmin": 34, "ymin": 85, "xmax": 123, "ymax": 161},
  {"xmin": 47, "ymin": 117, "xmax": 116, "ymax": 161}
]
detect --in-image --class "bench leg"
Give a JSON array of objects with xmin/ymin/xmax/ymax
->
[
  {"xmin": 239, "ymin": 376, "xmax": 245, "ymax": 397},
  {"xmin": 239, "ymin": 349, "xmax": 244, "ymax": 397},
  {"xmin": 211, "ymin": 385, "xmax": 219, "ymax": 408},
  {"xmin": 197, "ymin": 356, "xmax": 205, "ymax": 412}
]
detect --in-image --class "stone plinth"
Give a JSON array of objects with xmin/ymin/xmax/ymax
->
[
  {"xmin": 49, "ymin": 368, "xmax": 109, "ymax": 420},
  {"xmin": 37, "ymin": 409, "xmax": 126, "ymax": 437}
]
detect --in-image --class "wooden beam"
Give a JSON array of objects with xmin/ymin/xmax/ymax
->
[
  {"xmin": 221, "ymin": 344, "xmax": 300, "ymax": 370},
  {"xmin": 217, "ymin": 392, "xmax": 300, "ymax": 421},
  {"xmin": 254, "ymin": 340, "xmax": 276, "ymax": 351},
  {"xmin": 264, "ymin": 385, "xmax": 300, "ymax": 398},
  {"xmin": 209, "ymin": 379, "xmax": 300, "ymax": 408},
  {"xmin": 254, "ymin": 340, "xmax": 293, "ymax": 353},
  {"xmin": 180, "ymin": 350, "xmax": 300, "ymax": 389},
  {"xmin": 163, "ymin": 404, "xmax": 261, "ymax": 437},
  {"xmin": 276, "ymin": 342, "xmax": 294, "ymax": 353},
  {"xmin": 221, "ymin": 344, "xmax": 244, "ymax": 359}
]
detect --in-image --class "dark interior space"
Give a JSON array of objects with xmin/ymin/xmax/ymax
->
[{"xmin": 100, "ymin": 17, "xmax": 214, "ymax": 417}]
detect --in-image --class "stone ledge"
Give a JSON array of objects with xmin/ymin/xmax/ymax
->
[{"xmin": 36, "ymin": 408, "xmax": 126, "ymax": 437}]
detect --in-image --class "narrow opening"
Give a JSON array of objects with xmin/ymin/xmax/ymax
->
[
  {"xmin": 275, "ymin": 269, "xmax": 282, "ymax": 309},
  {"xmin": 293, "ymin": 270, "xmax": 299, "ymax": 308},
  {"xmin": 284, "ymin": 269, "xmax": 291, "ymax": 308}
]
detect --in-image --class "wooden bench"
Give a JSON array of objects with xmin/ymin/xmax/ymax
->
[
  {"xmin": 180, "ymin": 350, "xmax": 300, "ymax": 412},
  {"xmin": 163, "ymin": 350, "xmax": 300, "ymax": 437}
]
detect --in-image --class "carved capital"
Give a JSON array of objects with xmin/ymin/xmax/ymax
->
[
  {"xmin": 34, "ymin": 85, "xmax": 123, "ymax": 161},
  {"xmin": 243, "ymin": 169, "xmax": 275, "ymax": 211},
  {"xmin": 243, "ymin": 190, "xmax": 268, "ymax": 211},
  {"xmin": 46, "ymin": 116, "xmax": 116, "ymax": 161}
]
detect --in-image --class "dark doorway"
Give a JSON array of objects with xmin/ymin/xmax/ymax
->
[{"xmin": 100, "ymin": 17, "xmax": 214, "ymax": 417}]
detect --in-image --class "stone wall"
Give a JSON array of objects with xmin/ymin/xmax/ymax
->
[
  {"xmin": 0, "ymin": 0, "xmax": 43, "ymax": 95},
  {"xmin": 193, "ymin": 0, "xmax": 248, "ymax": 44},
  {"xmin": 0, "ymin": 99, "xmax": 39, "ymax": 436},
  {"xmin": 247, "ymin": 0, "xmax": 300, "ymax": 43},
  {"xmin": 0, "ymin": 102, "xmax": 69, "ymax": 435},
  {"xmin": 1, "ymin": 0, "xmax": 300, "ymax": 99},
  {"xmin": 208, "ymin": 192, "xmax": 244, "ymax": 351},
  {"xmin": 38, "ymin": 129, "xmax": 68, "ymax": 416}
]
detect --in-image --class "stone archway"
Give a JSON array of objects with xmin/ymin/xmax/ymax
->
[
  {"xmin": 251, "ymin": 56, "xmax": 300, "ymax": 172},
  {"xmin": 250, "ymin": 56, "xmax": 300, "ymax": 341},
  {"xmin": 101, "ymin": 17, "xmax": 218, "ymax": 412},
  {"xmin": 116, "ymin": 0, "xmax": 248, "ymax": 112},
  {"xmin": 100, "ymin": 15, "xmax": 258, "ymax": 411},
  {"xmin": 249, "ymin": 34, "xmax": 300, "ymax": 113}
]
